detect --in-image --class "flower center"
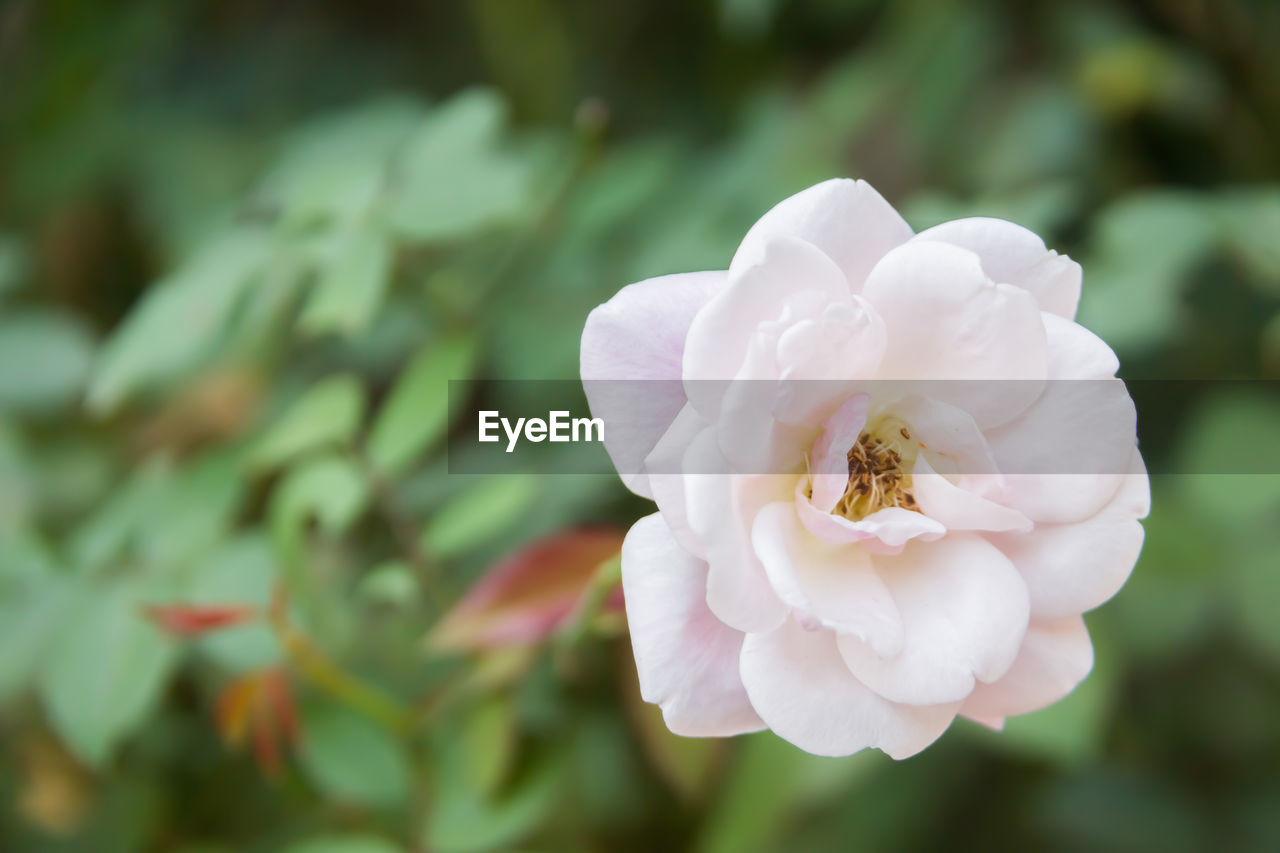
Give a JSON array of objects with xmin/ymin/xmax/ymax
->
[{"xmin": 833, "ymin": 415, "xmax": 921, "ymax": 521}]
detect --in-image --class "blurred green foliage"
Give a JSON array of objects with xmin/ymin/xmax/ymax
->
[{"xmin": 1, "ymin": 0, "xmax": 1279, "ymax": 850}]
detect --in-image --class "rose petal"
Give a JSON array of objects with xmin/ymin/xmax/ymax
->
[
  {"xmin": 645, "ymin": 403, "xmax": 711, "ymax": 559},
  {"xmin": 729, "ymin": 178, "xmax": 913, "ymax": 292},
  {"xmin": 910, "ymin": 217, "xmax": 1082, "ymax": 319},
  {"xmin": 808, "ymin": 393, "xmax": 870, "ymax": 512},
  {"xmin": 962, "ymin": 616, "xmax": 1094, "ymax": 718},
  {"xmin": 984, "ymin": 378, "xmax": 1136, "ymax": 524},
  {"xmin": 582, "ymin": 270, "xmax": 726, "ymax": 497},
  {"xmin": 621, "ymin": 513, "xmax": 765, "ymax": 737},
  {"xmin": 1042, "ymin": 312, "xmax": 1119, "ymax": 380},
  {"xmin": 862, "ymin": 241, "xmax": 1047, "ymax": 427},
  {"xmin": 684, "ymin": 237, "xmax": 850, "ymax": 421},
  {"xmin": 837, "ymin": 533, "xmax": 1030, "ymax": 706},
  {"xmin": 991, "ymin": 450, "xmax": 1149, "ymax": 618},
  {"xmin": 683, "ymin": 430, "xmax": 791, "ymax": 634},
  {"xmin": 751, "ymin": 501, "xmax": 903, "ymax": 656},
  {"xmin": 795, "ymin": 482, "xmax": 945, "ymax": 553},
  {"xmin": 911, "ymin": 455, "xmax": 1033, "ymax": 534},
  {"xmin": 739, "ymin": 616, "xmax": 958, "ymax": 758}
]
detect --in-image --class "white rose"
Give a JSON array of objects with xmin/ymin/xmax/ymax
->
[{"xmin": 581, "ymin": 179, "xmax": 1148, "ymax": 757}]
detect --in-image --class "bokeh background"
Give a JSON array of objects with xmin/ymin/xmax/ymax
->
[{"xmin": 3, "ymin": 0, "xmax": 1280, "ymax": 850}]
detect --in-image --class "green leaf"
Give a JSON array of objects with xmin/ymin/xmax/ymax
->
[
  {"xmin": 88, "ymin": 228, "xmax": 275, "ymax": 412},
  {"xmin": 0, "ymin": 233, "xmax": 27, "ymax": 298},
  {"xmin": 269, "ymin": 454, "xmax": 370, "ymax": 583},
  {"xmin": 426, "ymin": 746, "xmax": 561, "ymax": 853},
  {"xmin": 279, "ymin": 835, "xmax": 403, "ymax": 853},
  {"xmin": 1231, "ymin": 541, "xmax": 1280, "ymax": 667},
  {"xmin": 183, "ymin": 535, "xmax": 280, "ymax": 671},
  {"xmin": 367, "ymin": 334, "xmax": 478, "ymax": 476},
  {"xmin": 252, "ymin": 375, "xmax": 366, "ymax": 469},
  {"xmin": 1218, "ymin": 186, "xmax": 1280, "ymax": 291},
  {"xmin": 388, "ymin": 89, "xmax": 535, "ymax": 242},
  {"xmin": 0, "ymin": 308, "xmax": 95, "ymax": 414},
  {"xmin": 459, "ymin": 697, "xmax": 517, "ymax": 797},
  {"xmin": 695, "ymin": 733, "xmax": 880, "ymax": 853},
  {"xmin": 1173, "ymin": 392, "xmax": 1280, "ymax": 524},
  {"xmin": 0, "ymin": 570, "xmax": 78, "ymax": 701},
  {"xmin": 1076, "ymin": 192, "xmax": 1218, "ymax": 351},
  {"xmin": 70, "ymin": 452, "xmax": 243, "ymax": 574},
  {"xmin": 299, "ymin": 226, "xmax": 394, "ymax": 336},
  {"xmin": 357, "ymin": 560, "xmax": 419, "ymax": 606},
  {"xmin": 38, "ymin": 579, "xmax": 179, "ymax": 766},
  {"xmin": 297, "ymin": 702, "xmax": 411, "ymax": 809},
  {"xmin": 259, "ymin": 96, "xmax": 424, "ymax": 228},
  {"xmin": 420, "ymin": 476, "xmax": 538, "ymax": 560}
]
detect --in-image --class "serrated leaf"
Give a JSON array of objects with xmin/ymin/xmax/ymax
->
[
  {"xmin": 38, "ymin": 580, "xmax": 179, "ymax": 766},
  {"xmin": 367, "ymin": 334, "xmax": 477, "ymax": 476},
  {"xmin": 298, "ymin": 702, "xmax": 411, "ymax": 809},
  {"xmin": 299, "ymin": 227, "xmax": 394, "ymax": 336},
  {"xmin": 251, "ymin": 375, "xmax": 366, "ymax": 469}
]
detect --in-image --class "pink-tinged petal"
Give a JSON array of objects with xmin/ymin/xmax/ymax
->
[
  {"xmin": 808, "ymin": 394, "xmax": 870, "ymax": 512},
  {"xmin": 991, "ymin": 450, "xmax": 1148, "ymax": 619},
  {"xmin": 645, "ymin": 404, "xmax": 710, "ymax": 559},
  {"xmin": 962, "ymin": 616, "xmax": 1094, "ymax": 718},
  {"xmin": 729, "ymin": 178, "xmax": 914, "ymax": 293},
  {"xmin": 739, "ymin": 617, "xmax": 959, "ymax": 758},
  {"xmin": 683, "ymin": 237, "xmax": 850, "ymax": 420},
  {"xmin": 1043, "ymin": 312, "xmax": 1119, "ymax": 380},
  {"xmin": 772, "ymin": 296, "xmax": 887, "ymax": 424},
  {"xmin": 751, "ymin": 502, "xmax": 903, "ymax": 656},
  {"xmin": 795, "ymin": 482, "xmax": 945, "ymax": 554},
  {"xmin": 683, "ymin": 431, "xmax": 791, "ymax": 634},
  {"xmin": 911, "ymin": 455, "xmax": 1033, "ymax": 534},
  {"xmin": 621, "ymin": 514, "xmax": 765, "ymax": 737},
  {"xmin": 882, "ymin": 395, "xmax": 1000, "ymax": 479},
  {"xmin": 910, "ymin": 217, "xmax": 1082, "ymax": 319},
  {"xmin": 862, "ymin": 241, "xmax": 1047, "ymax": 427},
  {"xmin": 427, "ymin": 527, "xmax": 627, "ymax": 653},
  {"xmin": 582, "ymin": 270, "xmax": 726, "ymax": 497},
  {"xmin": 715, "ymin": 324, "xmax": 816, "ymax": 474},
  {"xmin": 838, "ymin": 534, "xmax": 1030, "ymax": 706},
  {"xmin": 984, "ymin": 377, "xmax": 1136, "ymax": 524},
  {"xmin": 964, "ymin": 713, "xmax": 1006, "ymax": 731},
  {"xmin": 1111, "ymin": 449, "xmax": 1151, "ymax": 519}
]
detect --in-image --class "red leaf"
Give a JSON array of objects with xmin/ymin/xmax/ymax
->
[
  {"xmin": 213, "ymin": 668, "xmax": 299, "ymax": 779},
  {"xmin": 427, "ymin": 526, "xmax": 625, "ymax": 653},
  {"xmin": 143, "ymin": 603, "xmax": 256, "ymax": 637}
]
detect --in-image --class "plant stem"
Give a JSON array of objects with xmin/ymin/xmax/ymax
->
[{"xmin": 268, "ymin": 589, "xmax": 414, "ymax": 734}]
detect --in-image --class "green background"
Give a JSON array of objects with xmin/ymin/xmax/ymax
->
[{"xmin": 2, "ymin": 0, "xmax": 1279, "ymax": 850}]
